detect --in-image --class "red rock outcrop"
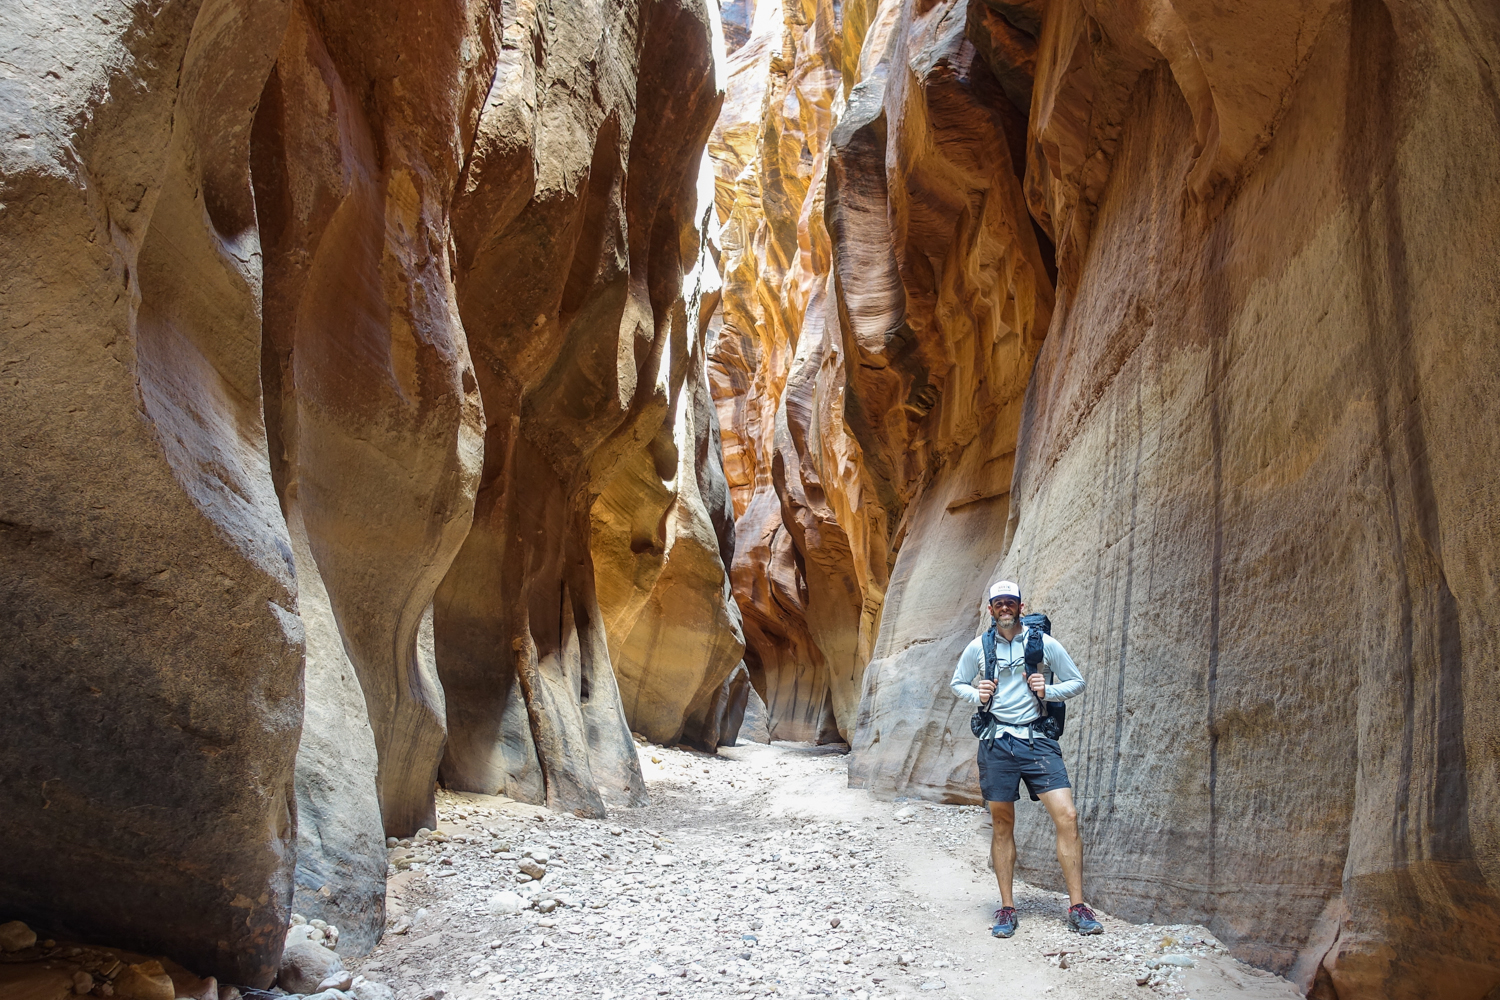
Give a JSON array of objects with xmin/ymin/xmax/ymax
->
[
  {"xmin": 1, "ymin": 0, "xmax": 735, "ymax": 984},
  {"xmin": 708, "ymin": 0, "xmax": 1051, "ymax": 745},
  {"xmin": 707, "ymin": 0, "xmax": 869, "ymax": 742}
]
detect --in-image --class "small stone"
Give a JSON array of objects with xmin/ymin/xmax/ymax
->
[
  {"xmin": 894, "ymin": 806, "xmax": 916, "ymax": 821},
  {"xmin": 830, "ymin": 917, "xmax": 841, "ymax": 928},
  {"xmin": 113, "ymin": 961, "xmax": 175, "ymax": 1000},
  {"xmin": 519, "ymin": 859, "xmax": 546, "ymax": 879},
  {"xmin": 291, "ymin": 913, "xmax": 308, "ymax": 926},
  {"xmin": 310, "ymin": 919, "xmax": 329, "ymax": 931},
  {"xmin": 0, "ymin": 920, "xmax": 37, "ymax": 951},
  {"xmin": 285, "ymin": 923, "xmax": 318, "ymax": 946},
  {"xmin": 217, "ymin": 987, "xmax": 241, "ymax": 1000},
  {"xmin": 1150, "ymin": 955, "xmax": 1195, "ymax": 969},
  {"xmin": 278, "ymin": 941, "xmax": 345, "ymax": 994},
  {"xmin": 897, "ymin": 954, "xmax": 914, "ymax": 966},
  {"xmin": 534, "ymin": 898, "xmax": 558, "ymax": 914},
  {"xmin": 525, "ymin": 848, "xmax": 550, "ymax": 864},
  {"xmin": 919, "ymin": 980, "xmax": 946, "ymax": 991},
  {"xmin": 386, "ymin": 837, "xmax": 399, "ymax": 848},
  {"xmin": 488, "ymin": 891, "xmax": 525, "ymax": 915},
  {"xmin": 317, "ymin": 970, "xmax": 355, "ymax": 992},
  {"xmin": 351, "ymin": 979, "xmax": 395, "ymax": 1000},
  {"xmin": 609, "ymin": 827, "xmax": 623, "ymax": 836},
  {"xmin": 73, "ymin": 971, "xmax": 94, "ymax": 994}
]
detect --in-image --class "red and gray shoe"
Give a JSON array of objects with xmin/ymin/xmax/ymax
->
[
  {"xmin": 990, "ymin": 906, "xmax": 1018, "ymax": 938},
  {"xmin": 1068, "ymin": 903, "xmax": 1103, "ymax": 935}
]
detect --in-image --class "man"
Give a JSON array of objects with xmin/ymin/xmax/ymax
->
[{"xmin": 950, "ymin": 580, "xmax": 1103, "ymax": 938}]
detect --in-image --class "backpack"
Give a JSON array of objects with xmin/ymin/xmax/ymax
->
[
  {"xmin": 969, "ymin": 613, "xmax": 1066, "ymax": 740},
  {"xmin": 1020, "ymin": 614, "xmax": 1065, "ymax": 740}
]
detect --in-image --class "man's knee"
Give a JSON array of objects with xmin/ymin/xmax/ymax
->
[{"xmin": 988, "ymin": 801, "xmax": 1016, "ymax": 831}]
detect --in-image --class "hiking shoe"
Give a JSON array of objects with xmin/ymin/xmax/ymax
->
[
  {"xmin": 1068, "ymin": 903, "xmax": 1103, "ymax": 935},
  {"xmin": 990, "ymin": 906, "xmax": 1018, "ymax": 938}
]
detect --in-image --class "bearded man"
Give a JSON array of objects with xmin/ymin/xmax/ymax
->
[{"xmin": 950, "ymin": 579, "xmax": 1103, "ymax": 938}]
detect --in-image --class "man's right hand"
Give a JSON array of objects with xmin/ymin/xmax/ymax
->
[{"xmin": 976, "ymin": 679, "xmax": 996, "ymax": 701}]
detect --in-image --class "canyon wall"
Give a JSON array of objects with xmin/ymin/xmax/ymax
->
[
  {"xmin": 712, "ymin": 0, "xmax": 1500, "ymax": 997},
  {"xmin": 996, "ymin": 3, "xmax": 1500, "ymax": 998},
  {"xmin": 0, "ymin": 0, "xmax": 735, "ymax": 985},
  {"xmin": 707, "ymin": 0, "xmax": 1051, "ymax": 742}
]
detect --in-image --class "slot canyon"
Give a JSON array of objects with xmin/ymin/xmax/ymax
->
[{"xmin": 1, "ymin": 0, "xmax": 1496, "ymax": 999}]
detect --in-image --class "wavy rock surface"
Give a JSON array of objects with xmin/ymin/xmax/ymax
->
[
  {"xmin": 709, "ymin": 0, "xmax": 1050, "ymax": 745},
  {"xmin": 1, "ymin": 0, "xmax": 734, "ymax": 983},
  {"xmin": 252, "ymin": 3, "xmax": 491, "ymax": 956},
  {"xmin": 1, "ymin": 0, "xmax": 304, "ymax": 984},
  {"xmin": 431, "ymin": 0, "xmax": 727, "ymax": 816},
  {"xmin": 715, "ymin": 0, "xmax": 1500, "ymax": 996}
]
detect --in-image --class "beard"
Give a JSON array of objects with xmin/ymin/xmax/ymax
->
[{"xmin": 995, "ymin": 612, "xmax": 1017, "ymax": 629}]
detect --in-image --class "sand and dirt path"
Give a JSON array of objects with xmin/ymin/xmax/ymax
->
[{"xmin": 348, "ymin": 741, "xmax": 1302, "ymax": 1000}]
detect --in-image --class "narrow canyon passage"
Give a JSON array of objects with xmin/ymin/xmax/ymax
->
[
  {"xmin": 341, "ymin": 739, "xmax": 1301, "ymax": 1000},
  {"xmin": 3, "ymin": 0, "xmax": 1498, "ymax": 999}
]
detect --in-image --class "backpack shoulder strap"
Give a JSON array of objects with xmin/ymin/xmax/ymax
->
[{"xmin": 981, "ymin": 626, "xmax": 997, "ymax": 681}]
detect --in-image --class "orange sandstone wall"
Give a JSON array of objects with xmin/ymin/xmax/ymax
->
[{"xmin": 0, "ymin": 0, "xmax": 734, "ymax": 983}]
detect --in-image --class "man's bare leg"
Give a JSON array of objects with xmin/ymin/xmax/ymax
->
[
  {"xmin": 987, "ymin": 800, "xmax": 1017, "ymax": 908},
  {"xmin": 1037, "ymin": 787, "xmax": 1084, "ymax": 905}
]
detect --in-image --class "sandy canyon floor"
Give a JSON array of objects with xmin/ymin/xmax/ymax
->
[{"xmin": 352, "ymin": 741, "xmax": 1304, "ymax": 1000}]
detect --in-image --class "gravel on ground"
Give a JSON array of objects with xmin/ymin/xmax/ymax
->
[{"xmin": 345, "ymin": 740, "xmax": 1304, "ymax": 1000}]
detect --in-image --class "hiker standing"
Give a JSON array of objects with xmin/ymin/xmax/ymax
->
[{"xmin": 950, "ymin": 580, "xmax": 1103, "ymax": 938}]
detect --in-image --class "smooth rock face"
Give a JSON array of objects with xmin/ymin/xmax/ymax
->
[
  {"xmin": 995, "ymin": 4, "xmax": 1500, "ymax": 996},
  {"xmin": 1, "ymin": 0, "xmax": 739, "ymax": 983},
  {"xmin": 0, "ymin": 0, "xmax": 302, "ymax": 984},
  {"xmin": 252, "ymin": 0, "xmax": 487, "ymax": 841},
  {"xmin": 432, "ymin": 0, "xmax": 728, "ymax": 815},
  {"xmin": 714, "ymin": 0, "xmax": 1500, "ymax": 996}
]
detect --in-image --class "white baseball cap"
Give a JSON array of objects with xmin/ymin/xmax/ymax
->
[{"xmin": 987, "ymin": 580, "xmax": 1022, "ymax": 602}]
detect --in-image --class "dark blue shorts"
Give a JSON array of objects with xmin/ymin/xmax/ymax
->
[{"xmin": 978, "ymin": 733, "xmax": 1071, "ymax": 803}]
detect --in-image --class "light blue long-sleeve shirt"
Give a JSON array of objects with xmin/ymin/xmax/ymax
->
[{"xmin": 950, "ymin": 626, "xmax": 1085, "ymax": 739}]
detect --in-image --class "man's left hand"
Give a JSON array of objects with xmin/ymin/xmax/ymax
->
[{"xmin": 1027, "ymin": 672, "xmax": 1047, "ymax": 697}]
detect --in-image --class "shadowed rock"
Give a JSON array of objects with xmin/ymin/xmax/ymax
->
[{"xmin": 433, "ymin": 0, "xmax": 727, "ymax": 815}]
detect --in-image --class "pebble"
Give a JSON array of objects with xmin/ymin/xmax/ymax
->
[
  {"xmin": 1150, "ymin": 954, "xmax": 1197, "ymax": 968},
  {"xmin": 488, "ymin": 891, "xmax": 524, "ymax": 915},
  {"xmin": 0, "ymin": 919, "xmax": 37, "ymax": 952},
  {"xmin": 72, "ymin": 971, "xmax": 94, "ymax": 994},
  {"xmin": 317, "ymin": 970, "xmax": 355, "ymax": 991}
]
